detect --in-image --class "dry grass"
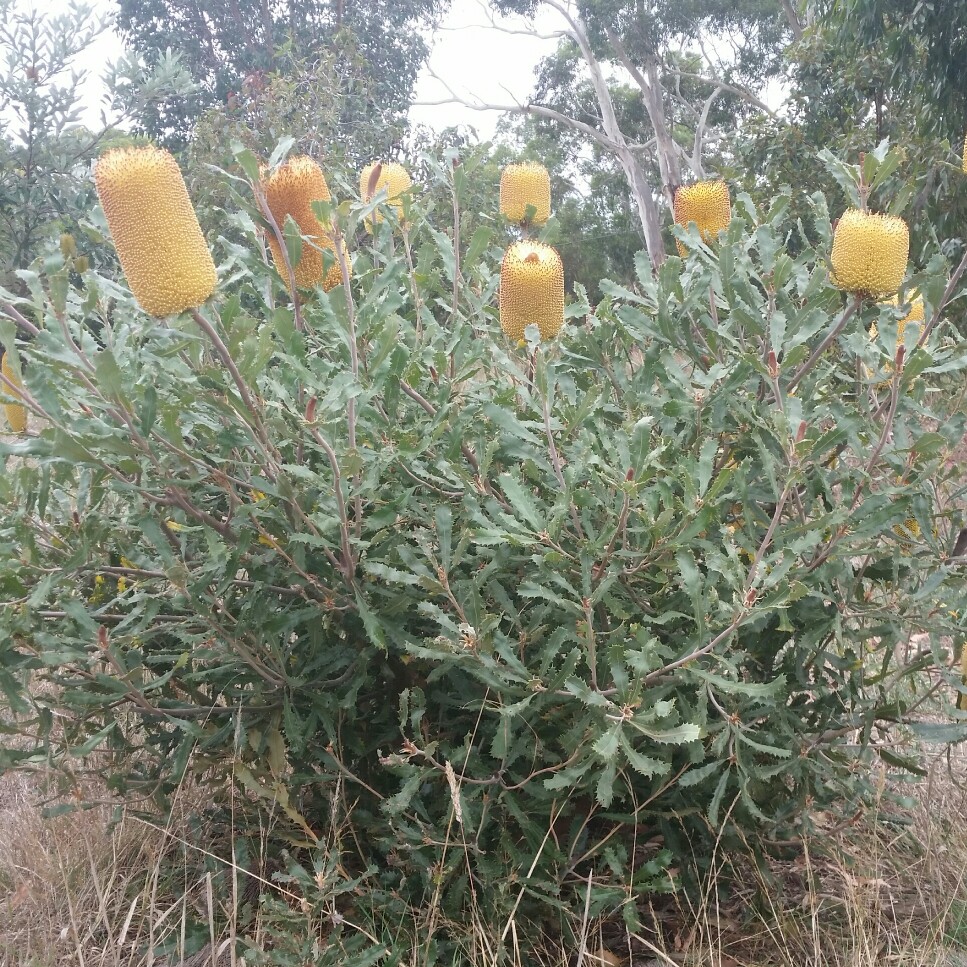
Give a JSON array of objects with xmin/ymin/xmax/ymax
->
[
  {"xmin": 643, "ymin": 740, "xmax": 967, "ymax": 967},
  {"xmin": 0, "ymin": 767, "xmax": 243, "ymax": 967},
  {"xmin": 2, "ymin": 746, "xmax": 967, "ymax": 967}
]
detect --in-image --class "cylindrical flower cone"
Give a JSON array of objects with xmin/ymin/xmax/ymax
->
[
  {"xmin": 871, "ymin": 294, "xmax": 924, "ymax": 344},
  {"xmin": 2, "ymin": 353, "xmax": 27, "ymax": 434},
  {"xmin": 500, "ymin": 162, "xmax": 551, "ymax": 226},
  {"xmin": 499, "ymin": 241, "xmax": 565, "ymax": 342},
  {"xmin": 263, "ymin": 156, "xmax": 344, "ymax": 291},
  {"xmin": 94, "ymin": 145, "xmax": 217, "ymax": 317},
  {"xmin": 360, "ymin": 162, "xmax": 412, "ymax": 230},
  {"xmin": 962, "ymin": 133, "xmax": 967, "ymax": 174},
  {"xmin": 673, "ymin": 180, "xmax": 731, "ymax": 257},
  {"xmin": 830, "ymin": 209, "xmax": 909, "ymax": 297},
  {"xmin": 869, "ymin": 294, "xmax": 924, "ymax": 385}
]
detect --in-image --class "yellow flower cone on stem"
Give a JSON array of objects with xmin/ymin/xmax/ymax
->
[
  {"xmin": 830, "ymin": 209, "xmax": 909, "ymax": 297},
  {"xmin": 2, "ymin": 352, "xmax": 27, "ymax": 433},
  {"xmin": 94, "ymin": 145, "xmax": 216, "ymax": 317},
  {"xmin": 673, "ymin": 180, "xmax": 731, "ymax": 257},
  {"xmin": 868, "ymin": 294, "xmax": 924, "ymax": 387},
  {"xmin": 263, "ymin": 156, "xmax": 344, "ymax": 291},
  {"xmin": 870, "ymin": 293, "xmax": 924, "ymax": 344},
  {"xmin": 360, "ymin": 162, "xmax": 412, "ymax": 230},
  {"xmin": 499, "ymin": 241, "xmax": 565, "ymax": 342},
  {"xmin": 500, "ymin": 162, "xmax": 551, "ymax": 225}
]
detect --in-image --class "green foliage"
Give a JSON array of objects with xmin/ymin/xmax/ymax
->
[
  {"xmin": 730, "ymin": 3, "xmax": 967, "ymax": 277},
  {"xmin": 115, "ymin": 0, "xmax": 450, "ymax": 146},
  {"xmin": 2, "ymin": 143, "xmax": 967, "ymax": 962},
  {"xmin": 825, "ymin": 0, "xmax": 967, "ymax": 140}
]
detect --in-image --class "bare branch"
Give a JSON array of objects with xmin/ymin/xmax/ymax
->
[
  {"xmin": 603, "ymin": 28, "xmax": 685, "ymax": 195},
  {"xmin": 780, "ymin": 0, "xmax": 805, "ymax": 40},
  {"xmin": 692, "ymin": 87, "xmax": 721, "ymax": 179},
  {"xmin": 435, "ymin": 22, "xmax": 566, "ymax": 41},
  {"xmin": 416, "ymin": 93, "xmax": 625, "ymax": 152},
  {"xmin": 662, "ymin": 68, "xmax": 779, "ymax": 119}
]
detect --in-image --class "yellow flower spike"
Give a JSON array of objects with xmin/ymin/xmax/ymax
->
[
  {"xmin": 868, "ymin": 294, "xmax": 924, "ymax": 386},
  {"xmin": 871, "ymin": 293, "xmax": 924, "ymax": 344},
  {"xmin": 2, "ymin": 352, "xmax": 27, "ymax": 433},
  {"xmin": 499, "ymin": 162, "xmax": 551, "ymax": 226},
  {"xmin": 673, "ymin": 180, "xmax": 731, "ymax": 257},
  {"xmin": 830, "ymin": 209, "xmax": 909, "ymax": 297},
  {"xmin": 963, "ymin": 132, "xmax": 967, "ymax": 174},
  {"xmin": 360, "ymin": 161, "xmax": 412, "ymax": 230},
  {"xmin": 94, "ymin": 145, "xmax": 217, "ymax": 316},
  {"xmin": 263, "ymin": 156, "xmax": 345, "ymax": 291},
  {"xmin": 894, "ymin": 517, "xmax": 921, "ymax": 542},
  {"xmin": 89, "ymin": 574, "xmax": 107, "ymax": 604},
  {"xmin": 499, "ymin": 241, "xmax": 565, "ymax": 342}
]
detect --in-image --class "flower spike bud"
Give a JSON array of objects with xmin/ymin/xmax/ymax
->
[
  {"xmin": 830, "ymin": 209, "xmax": 909, "ymax": 297},
  {"xmin": 360, "ymin": 161, "xmax": 412, "ymax": 230},
  {"xmin": 870, "ymin": 294, "xmax": 924, "ymax": 344},
  {"xmin": 500, "ymin": 162, "xmax": 551, "ymax": 226},
  {"xmin": 499, "ymin": 241, "xmax": 565, "ymax": 342},
  {"xmin": 673, "ymin": 180, "xmax": 731, "ymax": 257},
  {"xmin": 263, "ymin": 156, "xmax": 344, "ymax": 291},
  {"xmin": 94, "ymin": 145, "xmax": 216, "ymax": 317},
  {"xmin": 1, "ymin": 352, "xmax": 27, "ymax": 433}
]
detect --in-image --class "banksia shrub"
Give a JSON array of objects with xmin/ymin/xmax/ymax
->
[
  {"xmin": 360, "ymin": 161, "xmax": 412, "ymax": 228},
  {"xmin": 1, "ymin": 352, "xmax": 26, "ymax": 433},
  {"xmin": 499, "ymin": 161, "xmax": 551, "ymax": 225},
  {"xmin": 6, "ymin": 141, "xmax": 967, "ymax": 965},
  {"xmin": 94, "ymin": 145, "xmax": 217, "ymax": 317},
  {"xmin": 673, "ymin": 180, "xmax": 731, "ymax": 257},
  {"xmin": 263, "ymin": 156, "xmax": 343, "ymax": 291},
  {"xmin": 499, "ymin": 240, "xmax": 565, "ymax": 341},
  {"xmin": 830, "ymin": 208, "xmax": 909, "ymax": 297}
]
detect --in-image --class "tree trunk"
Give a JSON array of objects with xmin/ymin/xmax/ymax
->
[
  {"xmin": 641, "ymin": 56, "xmax": 683, "ymax": 203},
  {"xmin": 544, "ymin": 0, "xmax": 667, "ymax": 267},
  {"xmin": 618, "ymin": 147, "xmax": 666, "ymax": 271}
]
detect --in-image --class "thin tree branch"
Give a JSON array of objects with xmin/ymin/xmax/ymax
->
[{"xmin": 661, "ymin": 68, "xmax": 779, "ymax": 119}]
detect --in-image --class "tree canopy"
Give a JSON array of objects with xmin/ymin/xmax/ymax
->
[{"xmin": 115, "ymin": 0, "xmax": 451, "ymax": 145}]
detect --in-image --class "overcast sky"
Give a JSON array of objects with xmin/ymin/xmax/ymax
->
[{"xmin": 28, "ymin": 0, "xmax": 560, "ymax": 141}]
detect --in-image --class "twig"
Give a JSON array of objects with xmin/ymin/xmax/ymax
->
[
  {"xmin": 539, "ymin": 357, "xmax": 585, "ymax": 540},
  {"xmin": 786, "ymin": 295, "xmax": 860, "ymax": 393},
  {"xmin": 189, "ymin": 307, "xmax": 280, "ymax": 475},
  {"xmin": 332, "ymin": 220, "xmax": 364, "ymax": 536},
  {"xmin": 305, "ymin": 403, "xmax": 356, "ymax": 583},
  {"xmin": 0, "ymin": 300, "xmax": 41, "ymax": 337}
]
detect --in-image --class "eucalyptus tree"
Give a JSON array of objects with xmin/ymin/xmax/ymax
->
[
  {"xmin": 482, "ymin": 0, "xmax": 797, "ymax": 267},
  {"xmin": 115, "ymin": 0, "xmax": 452, "ymax": 147}
]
